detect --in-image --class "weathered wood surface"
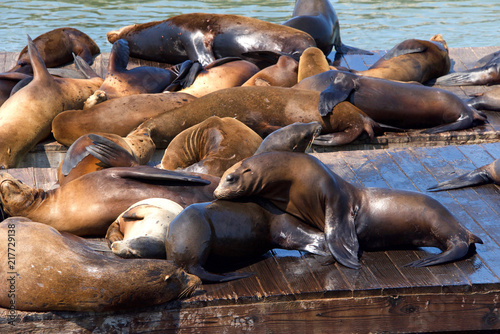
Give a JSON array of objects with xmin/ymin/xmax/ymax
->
[
  {"xmin": 1, "ymin": 144, "xmax": 500, "ymax": 333},
  {"xmin": 1, "ymin": 46, "xmax": 500, "ymax": 167}
]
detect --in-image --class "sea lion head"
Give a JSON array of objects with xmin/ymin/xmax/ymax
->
[
  {"xmin": 214, "ymin": 160, "xmax": 256, "ymax": 200},
  {"xmin": 430, "ymin": 34, "xmax": 448, "ymax": 51},
  {"xmin": 0, "ymin": 173, "xmax": 36, "ymax": 216}
]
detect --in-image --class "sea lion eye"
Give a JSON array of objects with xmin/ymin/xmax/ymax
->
[{"xmin": 226, "ymin": 174, "xmax": 237, "ymax": 183}]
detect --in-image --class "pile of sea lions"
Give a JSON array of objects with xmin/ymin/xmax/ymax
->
[{"xmin": 0, "ymin": 0, "xmax": 496, "ymax": 313}]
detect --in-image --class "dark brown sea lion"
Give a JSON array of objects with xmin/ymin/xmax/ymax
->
[
  {"xmin": 283, "ymin": 0, "xmax": 372, "ymax": 56},
  {"xmin": 427, "ymin": 158, "xmax": 500, "ymax": 191},
  {"xmin": 293, "ymin": 70, "xmax": 486, "ymax": 133},
  {"xmin": 242, "ymin": 55, "xmax": 299, "ymax": 87},
  {"xmin": 466, "ymin": 86, "xmax": 500, "ymax": 111},
  {"xmin": 107, "ymin": 13, "xmax": 316, "ymax": 66},
  {"xmin": 0, "ymin": 166, "xmax": 218, "ymax": 236},
  {"xmin": 83, "ymin": 39, "xmax": 178, "ymax": 109},
  {"xmin": 214, "ymin": 152, "xmax": 483, "ymax": 269},
  {"xmin": 106, "ymin": 198, "xmax": 184, "ymax": 259},
  {"xmin": 166, "ymin": 199, "xmax": 329, "ymax": 282},
  {"xmin": 7, "ymin": 28, "xmax": 100, "ymax": 74},
  {"xmin": 161, "ymin": 116, "xmax": 263, "ymax": 177},
  {"xmin": 353, "ymin": 34, "xmax": 450, "ymax": 83},
  {"xmin": 136, "ymin": 86, "xmax": 378, "ymax": 149},
  {"xmin": 52, "ymin": 92, "xmax": 197, "ymax": 147},
  {"xmin": 0, "ymin": 36, "xmax": 103, "ymax": 168},
  {"xmin": 0, "ymin": 73, "xmax": 32, "ymax": 107},
  {"xmin": 57, "ymin": 126, "xmax": 156, "ymax": 186},
  {"xmin": 436, "ymin": 50, "xmax": 500, "ymax": 86},
  {"xmin": 0, "ymin": 217, "xmax": 200, "ymax": 312}
]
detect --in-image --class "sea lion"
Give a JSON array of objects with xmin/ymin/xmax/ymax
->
[
  {"xmin": 107, "ymin": 13, "xmax": 316, "ymax": 66},
  {"xmin": 0, "ymin": 166, "xmax": 218, "ymax": 236},
  {"xmin": 83, "ymin": 39, "xmax": 178, "ymax": 109},
  {"xmin": 293, "ymin": 70, "xmax": 486, "ymax": 133},
  {"xmin": 7, "ymin": 28, "xmax": 100, "ymax": 74},
  {"xmin": 353, "ymin": 34, "xmax": 451, "ymax": 83},
  {"xmin": 106, "ymin": 198, "xmax": 184, "ymax": 259},
  {"xmin": 161, "ymin": 116, "xmax": 263, "ymax": 177},
  {"xmin": 57, "ymin": 126, "xmax": 156, "ymax": 186},
  {"xmin": 283, "ymin": 0, "xmax": 372, "ymax": 56},
  {"xmin": 242, "ymin": 55, "xmax": 299, "ymax": 87},
  {"xmin": 296, "ymin": 47, "xmax": 332, "ymax": 82},
  {"xmin": 0, "ymin": 35, "xmax": 103, "ymax": 168},
  {"xmin": 436, "ymin": 50, "xmax": 500, "ymax": 86},
  {"xmin": 427, "ymin": 158, "xmax": 500, "ymax": 192},
  {"xmin": 166, "ymin": 199, "xmax": 329, "ymax": 282},
  {"xmin": 466, "ymin": 86, "xmax": 500, "ymax": 111},
  {"xmin": 0, "ymin": 217, "xmax": 200, "ymax": 312},
  {"xmin": 52, "ymin": 92, "xmax": 197, "ymax": 147},
  {"xmin": 135, "ymin": 86, "xmax": 378, "ymax": 149},
  {"xmin": 214, "ymin": 152, "xmax": 483, "ymax": 269},
  {"xmin": 0, "ymin": 72, "xmax": 32, "ymax": 107}
]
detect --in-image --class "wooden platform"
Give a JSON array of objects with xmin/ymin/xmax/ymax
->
[
  {"xmin": 1, "ymin": 46, "xmax": 500, "ymax": 167},
  {"xmin": 1, "ymin": 144, "xmax": 500, "ymax": 333}
]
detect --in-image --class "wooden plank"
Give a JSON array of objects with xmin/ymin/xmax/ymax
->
[{"xmin": 32, "ymin": 168, "xmax": 58, "ymax": 190}]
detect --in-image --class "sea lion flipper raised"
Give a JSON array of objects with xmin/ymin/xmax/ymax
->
[
  {"xmin": 109, "ymin": 39, "xmax": 130, "ymax": 72},
  {"xmin": 86, "ymin": 133, "xmax": 138, "ymax": 167},
  {"xmin": 60, "ymin": 139, "xmax": 92, "ymax": 176},
  {"xmin": 382, "ymin": 40, "xmax": 427, "ymax": 60},
  {"xmin": 26, "ymin": 35, "xmax": 52, "ymax": 83},
  {"xmin": 318, "ymin": 73, "xmax": 356, "ymax": 116},
  {"xmin": 166, "ymin": 61, "xmax": 203, "ymax": 91},
  {"xmin": 427, "ymin": 168, "xmax": 493, "ymax": 192},
  {"xmin": 73, "ymin": 54, "xmax": 100, "ymax": 79}
]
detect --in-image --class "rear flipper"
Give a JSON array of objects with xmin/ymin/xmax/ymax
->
[
  {"xmin": 404, "ymin": 241, "xmax": 472, "ymax": 267},
  {"xmin": 421, "ymin": 108, "xmax": 487, "ymax": 134},
  {"xmin": 427, "ymin": 168, "xmax": 493, "ymax": 192},
  {"xmin": 188, "ymin": 265, "xmax": 254, "ymax": 283},
  {"xmin": 336, "ymin": 43, "xmax": 373, "ymax": 56},
  {"xmin": 435, "ymin": 64, "xmax": 500, "ymax": 86}
]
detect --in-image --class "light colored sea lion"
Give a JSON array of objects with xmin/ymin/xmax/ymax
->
[
  {"xmin": 161, "ymin": 116, "xmax": 263, "ymax": 177},
  {"xmin": 107, "ymin": 13, "xmax": 316, "ymax": 66},
  {"xmin": 283, "ymin": 0, "xmax": 372, "ymax": 56},
  {"xmin": 296, "ymin": 47, "xmax": 332, "ymax": 82},
  {"xmin": 136, "ymin": 86, "xmax": 378, "ymax": 149},
  {"xmin": 166, "ymin": 199, "xmax": 329, "ymax": 282},
  {"xmin": 0, "ymin": 166, "xmax": 218, "ymax": 236},
  {"xmin": 57, "ymin": 126, "xmax": 156, "ymax": 186},
  {"xmin": 7, "ymin": 28, "xmax": 100, "ymax": 74},
  {"xmin": 106, "ymin": 198, "xmax": 184, "ymax": 259},
  {"xmin": 214, "ymin": 152, "xmax": 483, "ymax": 269},
  {"xmin": 466, "ymin": 86, "xmax": 500, "ymax": 111},
  {"xmin": 0, "ymin": 36, "xmax": 103, "ymax": 168},
  {"xmin": 353, "ymin": 34, "xmax": 451, "ymax": 83},
  {"xmin": 242, "ymin": 55, "xmax": 299, "ymax": 87},
  {"xmin": 0, "ymin": 217, "xmax": 200, "ymax": 312},
  {"xmin": 428, "ymin": 158, "xmax": 500, "ymax": 191},
  {"xmin": 83, "ymin": 39, "xmax": 178, "ymax": 109},
  {"xmin": 294, "ymin": 70, "xmax": 487, "ymax": 133},
  {"xmin": 52, "ymin": 92, "xmax": 197, "ymax": 147}
]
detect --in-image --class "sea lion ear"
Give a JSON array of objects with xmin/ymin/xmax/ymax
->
[
  {"xmin": 242, "ymin": 168, "xmax": 252, "ymax": 174},
  {"xmin": 318, "ymin": 73, "xmax": 355, "ymax": 116}
]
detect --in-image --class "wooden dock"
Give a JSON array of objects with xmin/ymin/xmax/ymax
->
[{"xmin": 1, "ymin": 46, "xmax": 500, "ymax": 333}]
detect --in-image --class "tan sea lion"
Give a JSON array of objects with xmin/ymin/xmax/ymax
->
[
  {"xmin": 0, "ymin": 166, "xmax": 218, "ymax": 236},
  {"xmin": 294, "ymin": 70, "xmax": 486, "ymax": 133},
  {"xmin": 57, "ymin": 126, "xmax": 156, "ymax": 186},
  {"xmin": 52, "ymin": 92, "xmax": 197, "ymax": 147},
  {"xmin": 0, "ymin": 35, "xmax": 103, "ymax": 168},
  {"xmin": 296, "ymin": 47, "xmax": 332, "ymax": 82},
  {"xmin": 107, "ymin": 13, "xmax": 316, "ymax": 66},
  {"xmin": 136, "ymin": 86, "xmax": 378, "ymax": 149},
  {"xmin": 0, "ymin": 217, "xmax": 200, "ymax": 312},
  {"xmin": 106, "ymin": 198, "xmax": 184, "ymax": 259},
  {"xmin": 214, "ymin": 152, "xmax": 483, "ymax": 269},
  {"xmin": 242, "ymin": 55, "xmax": 299, "ymax": 87},
  {"xmin": 83, "ymin": 39, "xmax": 178, "ymax": 109},
  {"xmin": 7, "ymin": 28, "xmax": 100, "ymax": 74},
  {"xmin": 353, "ymin": 34, "xmax": 451, "ymax": 83},
  {"xmin": 166, "ymin": 199, "xmax": 329, "ymax": 282}
]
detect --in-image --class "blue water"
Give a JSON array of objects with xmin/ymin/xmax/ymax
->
[{"xmin": 0, "ymin": 0, "xmax": 498, "ymax": 53}]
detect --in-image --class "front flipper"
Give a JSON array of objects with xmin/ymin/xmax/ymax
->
[
  {"xmin": 60, "ymin": 139, "xmax": 92, "ymax": 176},
  {"xmin": 105, "ymin": 221, "xmax": 124, "ymax": 246},
  {"xmin": 336, "ymin": 43, "xmax": 373, "ymax": 56},
  {"xmin": 108, "ymin": 39, "xmax": 130, "ymax": 72},
  {"xmin": 382, "ymin": 40, "xmax": 426, "ymax": 60},
  {"xmin": 188, "ymin": 264, "xmax": 254, "ymax": 283},
  {"xmin": 427, "ymin": 168, "xmax": 493, "ymax": 192},
  {"xmin": 165, "ymin": 60, "xmax": 203, "ymax": 91},
  {"xmin": 73, "ymin": 54, "xmax": 101, "ymax": 79},
  {"xmin": 86, "ymin": 134, "xmax": 137, "ymax": 168},
  {"xmin": 318, "ymin": 73, "xmax": 356, "ymax": 116},
  {"xmin": 112, "ymin": 166, "xmax": 211, "ymax": 185}
]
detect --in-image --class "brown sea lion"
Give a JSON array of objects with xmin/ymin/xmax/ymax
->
[
  {"xmin": 283, "ymin": 0, "xmax": 372, "ymax": 56},
  {"xmin": 0, "ymin": 217, "xmax": 200, "ymax": 312},
  {"xmin": 7, "ymin": 28, "xmax": 100, "ymax": 74},
  {"xmin": 296, "ymin": 47, "xmax": 332, "ymax": 82},
  {"xmin": 0, "ymin": 36, "xmax": 103, "ymax": 168},
  {"xmin": 57, "ymin": 126, "xmax": 156, "ymax": 186},
  {"xmin": 436, "ymin": 50, "xmax": 500, "ymax": 86},
  {"xmin": 161, "ymin": 116, "xmax": 263, "ymax": 177},
  {"xmin": 83, "ymin": 39, "xmax": 178, "ymax": 109},
  {"xmin": 293, "ymin": 70, "xmax": 486, "ymax": 133},
  {"xmin": 0, "ymin": 72, "xmax": 32, "ymax": 107},
  {"xmin": 136, "ymin": 86, "xmax": 378, "ymax": 149},
  {"xmin": 0, "ymin": 166, "xmax": 218, "ymax": 236},
  {"xmin": 107, "ymin": 13, "xmax": 316, "ymax": 66},
  {"xmin": 214, "ymin": 152, "xmax": 483, "ymax": 269},
  {"xmin": 166, "ymin": 199, "xmax": 329, "ymax": 282},
  {"xmin": 466, "ymin": 86, "xmax": 500, "ymax": 111},
  {"xmin": 353, "ymin": 34, "xmax": 450, "ymax": 83},
  {"xmin": 428, "ymin": 158, "xmax": 500, "ymax": 191},
  {"xmin": 52, "ymin": 92, "xmax": 197, "ymax": 147},
  {"xmin": 106, "ymin": 198, "xmax": 184, "ymax": 259},
  {"xmin": 242, "ymin": 55, "xmax": 299, "ymax": 87}
]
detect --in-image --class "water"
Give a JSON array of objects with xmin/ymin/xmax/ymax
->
[{"xmin": 0, "ymin": 0, "xmax": 498, "ymax": 53}]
